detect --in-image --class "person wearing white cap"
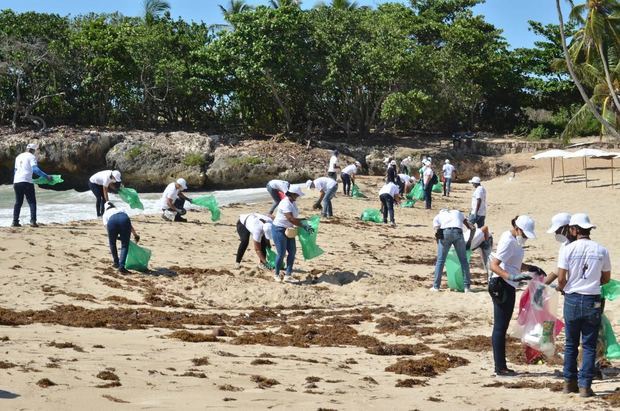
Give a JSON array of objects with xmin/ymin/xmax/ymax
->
[
  {"xmin": 488, "ymin": 215, "xmax": 540, "ymax": 377},
  {"xmin": 469, "ymin": 176, "xmax": 486, "ymax": 227},
  {"xmin": 235, "ymin": 213, "xmax": 273, "ymax": 269},
  {"xmin": 266, "ymin": 179, "xmax": 290, "ymax": 214},
  {"xmin": 386, "ymin": 159, "xmax": 398, "ymax": 184},
  {"xmin": 463, "ymin": 224, "xmax": 493, "ymax": 275},
  {"xmin": 271, "ymin": 185, "xmax": 312, "ymax": 282},
  {"xmin": 327, "ymin": 149, "xmax": 340, "ymax": 180},
  {"xmin": 400, "ymin": 156, "xmax": 413, "ymax": 175},
  {"xmin": 557, "ymin": 213, "xmax": 611, "ymax": 397},
  {"xmin": 378, "ymin": 181, "xmax": 401, "ymax": 225},
  {"xmin": 102, "ymin": 201, "xmax": 140, "ymax": 274},
  {"xmin": 422, "ymin": 159, "xmax": 437, "ymax": 209},
  {"xmin": 159, "ymin": 178, "xmax": 192, "ymax": 222},
  {"xmin": 442, "ymin": 159, "xmax": 456, "ymax": 197},
  {"xmin": 306, "ymin": 177, "xmax": 338, "ymax": 218},
  {"xmin": 89, "ymin": 169, "xmax": 122, "ymax": 217},
  {"xmin": 12, "ymin": 143, "xmax": 51, "ymax": 227},
  {"xmin": 341, "ymin": 161, "xmax": 362, "ymax": 196},
  {"xmin": 542, "ymin": 212, "xmax": 574, "ymax": 286},
  {"xmin": 430, "ymin": 209, "xmax": 473, "ymax": 292},
  {"xmin": 396, "ymin": 173, "xmax": 416, "ymax": 195}
]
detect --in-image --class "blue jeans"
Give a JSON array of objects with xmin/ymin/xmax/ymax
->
[
  {"xmin": 379, "ymin": 193, "xmax": 395, "ymax": 224},
  {"xmin": 433, "ymin": 228, "xmax": 470, "ymax": 289},
  {"xmin": 271, "ymin": 225, "xmax": 296, "ymax": 277},
  {"xmin": 322, "ymin": 185, "xmax": 338, "ymax": 217},
  {"xmin": 563, "ymin": 293, "xmax": 602, "ymax": 388},
  {"xmin": 491, "ymin": 280, "xmax": 516, "ymax": 372},
  {"xmin": 107, "ymin": 212, "xmax": 131, "ymax": 269},
  {"xmin": 469, "ymin": 213, "xmax": 486, "ymax": 228},
  {"xmin": 424, "ymin": 183, "xmax": 433, "ymax": 209},
  {"xmin": 13, "ymin": 182, "xmax": 37, "ymax": 224},
  {"xmin": 266, "ymin": 185, "xmax": 282, "ymax": 215},
  {"xmin": 341, "ymin": 173, "xmax": 352, "ymax": 195},
  {"xmin": 443, "ymin": 178, "xmax": 452, "ymax": 196}
]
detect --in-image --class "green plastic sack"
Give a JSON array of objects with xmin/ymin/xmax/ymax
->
[
  {"xmin": 265, "ymin": 247, "xmax": 284, "ymax": 270},
  {"xmin": 401, "ymin": 199, "xmax": 416, "ymax": 208},
  {"xmin": 192, "ymin": 195, "xmax": 221, "ymax": 222},
  {"xmin": 125, "ymin": 240, "xmax": 151, "ymax": 272},
  {"xmin": 432, "ymin": 182, "xmax": 443, "ymax": 193},
  {"xmin": 33, "ymin": 174, "xmax": 63, "ymax": 186},
  {"xmin": 602, "ymin": 279, "xmax": 620, "ymax": 301},
  {"xmin": 117, "ymin": 187, "xmax": 144, "ymax": 210},
  {"xmin": 407, "ymin": 182, "xmax": 424, "ymax": 201},
  {"xmin": 351, "ymin": 184, "xmax": 366, "ymax": 198},
  {"xmin": 298, "ymin": 215, "xmax": 324, "ymax": 260},
  {"xmin": 602, "ymin": 314, "xmax": 620, "ymax": 360},
  {"xmin": 361, "ymin": 208, "xmax": 383, "ymax": 223},
  {"xmin": 446, "ymin": 247, "xmax": 472, "ymax": 292}
]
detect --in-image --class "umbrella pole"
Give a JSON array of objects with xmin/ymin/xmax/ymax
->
[
  {"xmin": 562, "ymin": 158, "xmax": 565, "ymax": 183},
  {"xmin": 613, "ymin": 158, "xmax": 615, "ymax": 189},
  {"xmin": 585, "ymin": 157, "xmax": 588, "ymax": 187},
  {"xmin": 550, "ymin": 158, "xmax": 554, "ymax": 183}
]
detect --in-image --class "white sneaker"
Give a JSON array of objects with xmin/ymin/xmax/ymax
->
[
  {"xmin": 429, "ymin": 287, "xmax": 439, "ymax": 292},
  {"xmin": 274, "ymin": 275, "xmax": 282, "ymax": 283},
  {"xmin": 464, "ymin": 287, "xmax": 471, "ymax": 293},
  {"xmin": 235, "ymin": 262, "xmax": 241, "ymax": 269},
  {"xmin": 283, "ymin": 275, "xmax": 294, "ymax": 283}
]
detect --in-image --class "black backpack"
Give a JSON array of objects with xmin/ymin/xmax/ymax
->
[{"xmin": 429, "ymin": 172, "xmax": 438, "ymax": 186}]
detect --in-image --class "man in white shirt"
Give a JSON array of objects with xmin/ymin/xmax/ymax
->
[
  {"xmin": 327, "ymin": 150, "xmax": 340, "ymax": 180},
  {"xmin": 266, "ymin": 179, "xmax": 290, "ymax": 214},
  {"xmin": 469, "ymin": 176, "xmax": 487, "ymax": 227},
  {"xmin": 102, "ymin": 201, "xmax": 140, "ymax": 274},
  {"xmin": 12, "ymin": 143, "xmax": 51, "ymax": 227},
  {"xmin": 378, "ymin": 181, "xmax": 401, "ymax": 225},
  {"xmin": 442, "ymin": 159, "xmax": 456, "ymax": 197},
  {"xmin": 89, "ymin": 169, "xmax": 122, "ymax": 217},
  {"xmin": 160, "ymin": 178, "xmax": 193, "ymax": 222},
  {"xmin": 400, "ymin": 156, "xmax": 413, "ymax": 175},
  {"xmin": 431, "ymin": 209, "xmax": 473, "ymax": 292},
  {"xmin": 422, "ymin": 159, "xmax": 436, "ymax": 209},
  {"xmin": 307, "ymin": 177, "xmax": 338, "ymax": 218},
  {"xmin": 557, "ymin": 213, "xmax": 611, "ymax": 397},
  {"xmin": 341, "ymin": 161, "xmax": 361, "ymax": 196},
  {"xmin": 236, "ymin": 213, "xmax": 273, "ymax": 269},
  {"xmin": 397, "ymin": 173, "xmax": 416, "ymax": 196}
]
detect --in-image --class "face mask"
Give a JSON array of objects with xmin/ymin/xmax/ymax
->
[
  {"xmin": 555, "ymin": 234, "xmax": 568, "ymax": 243},
  {"xmin": 516, "ymin": 235, "xmax": 527, "ymax": 247}
]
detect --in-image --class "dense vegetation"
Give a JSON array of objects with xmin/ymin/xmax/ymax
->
[{"xmin": 0, "ymin": 0, "xmax": 614, "ymax": 140}]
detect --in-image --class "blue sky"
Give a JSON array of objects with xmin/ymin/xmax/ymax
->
[{"xmin": 1, "ymin": 0, "xmax": 569, "ymax": 49}]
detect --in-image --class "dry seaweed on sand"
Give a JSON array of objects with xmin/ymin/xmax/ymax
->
[
  {"xmin": 102, "ymin": 395, "xmax": 129, "ymax": 403},
  {"xmin": 251, "ymin": 359, "xmax": 276, "ymax": 365},
  {"xmin": 385, "ymin": 352, "xmax": 470, "ymax": 377},
  {"xmin": 179, "ymin": 371, "xmax": 207, "ymax": 378},
  {"xmin": 0, "ymin": 360, "xmax": 16, "ymax": 369},
  {"xmin": 36, "ymin": 378, "xmax": 56, "ymax": 388},
  {"xmin": 604, "ymin": 388, "xmax": 620, "ymax": 408},
  {"xmin": 191, "ymin": 357, "xmax": 209, "ymax": 366},
  {"xmin": 251, "ymin": 375, "xmax": 280, "ymax": 389},
  {"xmin": 361, "ymin": 376, "xmax": 378, "ymax": 385},
  {"xmin": 96, "ymin": 371, "xmax": 119, "ymax": 381},
  {"xmin": 366, "ymin": 343, "xmax": 430, "ymax": 356},
  {"xmin": 167, "ymin": 331, "xmax": 218, "ymax": 343},
  {"xmin": 97, "ymin": 381, "xmax": 122, "ymax": 388},
  {"xmin": 219, "ymin": 384, "xmax": 244, "ymax": 392},
  {"xmin": 395, "ymin": 378, "xmax": 428, "ymax": 387},
  {"xmin": 47, "ymin": 341, "xmax": 85, "ymax": 352}
]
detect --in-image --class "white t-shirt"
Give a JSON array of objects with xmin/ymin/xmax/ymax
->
[
  {"xmin": 423, "ymin": 167, "xmax": 433, "ymax": 184},
  {"xmin": 314, "ymin": 177, "xmax": 338, "ymax": 191},
  {"xmin": 341, "ymin": 164, "xmax": 357, "ymax": 175},
  {"xmin": 268, "ymin": 179, "xmax": 289, "ymax": 193},
  {"xmin": 432, "ymin": 210, "xmax": 448, "ymax": 229},
  {"xmin": 328, "ymin": 155, "xmax": 339, "ymax": 173},
  {"xmin": 438, "ymin": 210, "xmax": 465, "ymax": 229},
  {"xmin": 491, "ymin": 231, "xmax": 524, "ymax": 288},
  {"xmin": 471, "ymin": 185, "xmax": 487, "ymax": 216},
  {"xmin": 379, "ymin": 182, "xmax": 400, "ymax": 198},
  {"xmin": 558, "ymin": 238, "xmax": 611, "ymax": 295},
  {"xmin": 102, "ymin": 207, "xmax": 125, "ymax": 227},
  {"xmin": 273, "ymin": 198, "xmax": 299, "ymax": 228},
  {"xmin": 13, "ymin": 152, "xmax": 38, "ymax": 184},
  {"xmin": 160, "ymin": 182, "xmax": 180, "ymax": 209},
  {"xmin": 89, "ymin": 170, "xmax": 114, "ymax": 187},
  {"xmin": 463, "ymin": 227, "xmax": 486, "ymax": 250},
  {"xmin": 398, "ymin": 174, "xmax": 414, "ymax": 184},
  {"xmin": 240, "ymin": 213, "xmax": 273, "ymax": 242},
  {"xmin": 442, "ymin": 164, "xmax": 455, "ymax": 179}
]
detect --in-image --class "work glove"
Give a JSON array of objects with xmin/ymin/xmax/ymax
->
[
  {"xmin": 529, "ymin": 265, "xmax": 547, "ymax": 277},
  {"xmin": 508, "ymin": 273, "xmax": 532, "ymax": 282},
  {"xmin": 312, "ymin": 201, "xmax": 322, "ymax": 210},
  {"xmin": 134, "ymin": 233, "xmax": 141, "ymax": 243},
  {"xmin": 301, "ymin": 221, "xmax": 314, "ymax": 234},
  {"xmin": 177, "ymin": 209, "xmax": 187, "ymax": 216},
  {"xmin": 187, "ymin": 198, "xmax": 193, "ymax": 204},
  {"xmin": 469, "ymin": 214, "xmax": 478, "ymax": 224}
]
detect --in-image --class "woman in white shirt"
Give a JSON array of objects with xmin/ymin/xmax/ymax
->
[
  {"xmin": 341, "ymin": 161, "xmax": 361, "ymax": 196},
  {"xmin": 236, "ymin": 213, "xmax": 273, "ymax": 269},
  {"xmin": 102, "ymin": 202, "xmax": 140, "ymax": 274},
  {"xmin": 488, "ymin": 215, "xmax": 539, "ymax": 377},
  {"xmin": 378, "ymin": 182, "xmax": 401, "ymax": 225},
  {"xmin": 271, "ymin": 186, "xmax": 309, "ymax": 282},
  {"xmin": 89, "ymin": 169, "xmax": 122, "ymax": 217}
]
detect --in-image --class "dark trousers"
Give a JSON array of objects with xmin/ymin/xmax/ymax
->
[
  {"xmin": 266, "ymin": 185, "xmax": 282, "ymax": 214},
  {"xmin": 379, "ymin": 193, "xmax": 395, "ymax": 224},
  {"xmin": 236, "ymin": 221, "xmax": 269, "ymax": 263},
  {"xmin": 341, "ymin": 173, "xmax": 352, "ymax": 195},
  {"xmin": 13, "ymin": 182, "xmax": 37, "ymax": 224},
  {"xmin": 491, "ymin": 281, "xmax": 516, "ymax": 372},
  {"xmin": 424, "ymin": 183, "xmax": 433, "ymax": 209},
  {"xmin": 173, "ymin": 198, "xmax": 186, "ymax": 221},
  {"xmin": 328, "ymin": 172, "xmax": 337, "ymax": 180},
  {"xmin": 107, "ymin": 213, "xmax": 131, "ymax": 269},
  {"xmin": 89, "ymin": 182, "xmax": 105, "ymax": 217}
]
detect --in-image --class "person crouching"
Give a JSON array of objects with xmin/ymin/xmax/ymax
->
[
  {"xmin": 102, "ymin": 201, "xmax": 140, "ymax": 274},
  {"xmin": 236, "ymin": 213, "xmax": 273, "ymax": 269}
]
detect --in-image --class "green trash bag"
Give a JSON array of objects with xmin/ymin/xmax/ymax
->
[
  {"xmin": 125, "ymin": 240, "xmax": 151, "ymax": 272},
  {"xmin": 407, "ymin": 182, "xmax": 425, "ymax": 201},
  {"xmin": 33, "ymin": 174, "xmax": 63, "ymax": 186},
  {"xmin": 117, "ymin": 187, "xmax": 144, "ymax": 210},
  {"xmin": 432, "ymin": 182, "xmax": 443, "ymax": 193},
  {"xmin": 192, "ymin": 195, "xmax": 221, "ymax": 222},
  {"xmin": 602, "ymin": 314, "xmax": 620, "ymax": 360},
  {"xmin": 602, "ymin": 279, "xmax": 620, "ymax": 301},
  {"xmin": 401, "ymin": 199, "xmax": 416, "ymax": 208},
  {"xmin": 361, "ymin": 208, "xmax": 383, "ymax": 223},
  {"xmin": 446, "ymin": 247, "xmax": 472, "ymax": 292},
  {"xmin": 266, "ymin": 247, "xmax": 284, "ymax": 270},
  {"xmin": 298, "ymin": 215, "xmax": 324, "ymax": 260},
  {"xmin": 351, "ymin": 184, "xmax": 366, "ymax": 198}
]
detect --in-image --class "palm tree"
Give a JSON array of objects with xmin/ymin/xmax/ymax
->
[
  {"xmin": 556, "ymin": 0, "xmax": 620, "ymax": 138},
  {"xmin": 219, "ymin": 0, "xmax": 253, "ymax": 19},
  {"xmin": 143, "ymin": 0, "xmax": 170, "ymax": 25},
  {"xmin": 269, "ymin": 0, "xmax": 302, "ymax": 9},
  {"xmin": 330, "ymin": 0, "xmax": 359, "ymax": 10}
]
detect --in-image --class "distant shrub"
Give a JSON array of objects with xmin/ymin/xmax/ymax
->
[
  {"xmin": 183, "ymin": 153, "xmax": 206, "ymax": 167},
  {"xmin": 229, "ymin": 156, "xmax": 265, "ymax": 167},
  {"xmin": 528, "ymin": 124, "xmax": 551, "ymax": 140},
  {"xmin": 126, "ymin": 146, "xmax": 142, "ymax": 160}
]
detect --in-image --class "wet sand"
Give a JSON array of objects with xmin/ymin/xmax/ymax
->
[{"xmin": 0, "ymin": 151, "xmax": 618, "ymax": 410}]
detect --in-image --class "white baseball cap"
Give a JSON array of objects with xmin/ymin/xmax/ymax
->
[
  {"xmin": 176, "ymin": 178, "xmax": 188, "ymax": 190},
  {"xmin": 515, "ymin": 215, "xmax": 536, "ymax": 239},
  {"xmin": 422, "ymin": 159, "xmax": 430, "ymax": 166},
  {"xmin": 112, "ymin": 170, "xmax": 122, "ymax": 182},
  {"xmin": 288, "ymin": 185, "xmax": 305, "ymax": 197},
  {"xmin": 263, "ymin": 223, "xmax": 273, "ymax": 240},
  {"xmin": 445, "ymin": 159, "xmax": 450, "ymax": 164},
  {"xmin": 547, "ymin": 212, "xmax": 571, "ymax": 233},
  {"xmin": 305, "ymin": 179, "xmax": 314, "ymax": 189},
  {"xmin": 389, "ymin": 160, "xmax": 396, "ymax": 166},
  {"xmin": 569, "ymin": 213, "xmax": 596, "ymax": 229},
  {"xmin": 469, "ymin": 176, "xmax": 481, "ymax": 184},
  {"xmin": 26, "ymin": 143, "xmax": 38, "ymax": 150},
  {"xmin": 355, "ymin": 161, "xmax": 362, "ymax": 167}
]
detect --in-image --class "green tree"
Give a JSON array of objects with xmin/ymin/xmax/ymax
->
[
  {"xmin": 219, "ymin": 0, "xmax": 253, "ymax": 19},
  {"xmin": 143, "ymin": 0, "xmax": 170, "ymax": 25},
  {"xmin": 268, "ymin": 0, "xmax": 302, "ymax": 9}
]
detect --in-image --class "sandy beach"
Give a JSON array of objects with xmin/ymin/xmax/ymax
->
[{"xmin": 0, "ymin": 151, "xmax": 619, "ymax": 410}]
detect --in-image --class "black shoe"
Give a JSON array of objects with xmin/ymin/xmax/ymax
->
[
  {"xmin": 11, "ymin": 222, "xmax": 21, "ymax": 227},
  {"xmin": 30, "ymin": 221, "xmax": 39, "ymax": 228},
  {"xmin": 495, "ymin": 369, "xmax": 517, "ymax": 377},
  {"xmin": 174, "ymin": 216, "xmax": 187, "ymax": 223},
  {"xmin": 112, "ymin": 263, "xmax": 119, "ymax": 269},
  {"xmin": 563, "ymin": 379, "xmax": 578, "ymax": 394},
  {"xmin": 118, "ymin": 268, "xmax": 130, "ymax": 274}
]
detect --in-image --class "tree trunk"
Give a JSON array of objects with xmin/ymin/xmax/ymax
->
[
  {"xmin": 556, "ymin": 0, "xmax": 620, "ymax": 139},
  {"xmin": 598, "ymin": 42, "xmax": 620, "ymax": 114},
  {"xmin": 12, "ymin": 76, "xmax": 22, "ymax": 130}
]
